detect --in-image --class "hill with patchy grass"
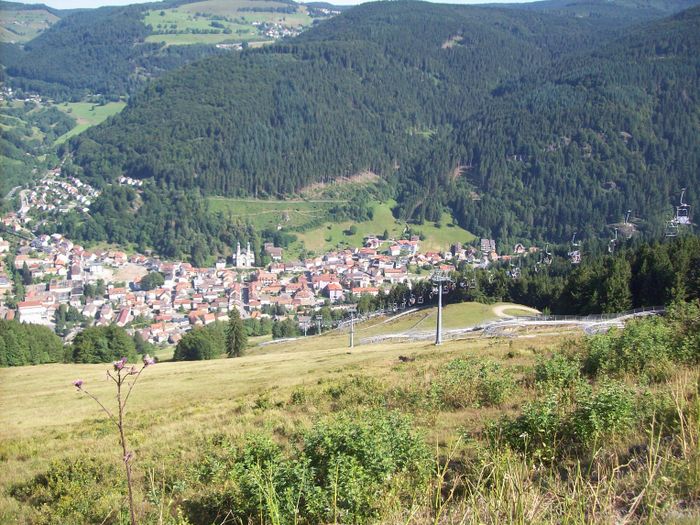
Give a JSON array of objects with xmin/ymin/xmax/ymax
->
[{"xmin": 0, "ymin": 1, "xmax": 62, "ymax": 44}]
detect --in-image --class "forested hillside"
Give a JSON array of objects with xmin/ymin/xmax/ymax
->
[
  {"xmin": 2, "ymin": 3, "xmax": 223, "ymax": 100},
  {"xmin": 0, "ymin": 0, "xmax": 335, "ymax": 100},
  {"xmin": 0, "ymin": 1, "xmax": 63, "ymax": 44},
  {"xmin": 67, "ymin": 1, "xmax": 644, "ymax": 192},
  {"xmin": 396, "ymin": 5, "xmax": 700, "ymax": 241},
  {"xmin": 64, "ymin": 1, "xmax": 699, "ymax": 247}
]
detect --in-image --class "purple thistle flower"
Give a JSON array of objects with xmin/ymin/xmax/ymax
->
[
  {"xmin": 142, "ymin": 354, "xmax": 155, "ymax": 367},
  {"xmin": 73, "ymin": 379, "xmax": 84, "ymax": 389},
  {"xmin": 113, "ymin": 357, "xmax": 128, "ymax": 371}
]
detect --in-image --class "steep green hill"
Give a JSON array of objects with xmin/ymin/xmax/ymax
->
[
  {"xmin": 65, "ymin": 1, "xmax": 700, "ymax": 248},
  {"xmin": 67, "ymin": 2, "xmax": 627, "ymax": 191},
  {"xmin": 2, "ymin": 3, "xmax": 224, "ymax": 100},
  {"xmin": 397, "ymin": 5, "xmax": 700, "ymax": 242},
  {"xmin": 0, "ymin": 1, "xmax": 62, "ymax": 44}
]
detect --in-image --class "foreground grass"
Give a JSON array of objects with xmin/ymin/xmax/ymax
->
[{"xmin": 1, "ymin": 304, "xmax": 698, "ymax": 524}]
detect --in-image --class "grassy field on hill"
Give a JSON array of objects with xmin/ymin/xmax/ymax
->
[
  {"xmin": 0, "ymin": 311, "xmax": 549, "ymax": 522},
  {"xmin": 0, "ymin": 6, "xmax": 59, "ymax": 44},
  {"xmin": 55, "ymin": 102, "xmax": 126, "ymax": 144},
  {"xmin": 144, "ymin": 0, "xmax": 312, "ymax": 45},
  {"xmin": 1, "ymin": 301, "xmax": 698, "ymax": 524},
  {"xmin": 352, "ymin": 301, "xmax": 535, "ymax": 340},
  {"xmin": 208, "ymin": 196, "xmax": 476, "ymax": 258},
  {"xmin": 208, "ymin": 197, "xmax": 337, "ymax": 230},
  {"xmin": 295, "ymin": 199, "xmax": 476, "ymax": 255}
]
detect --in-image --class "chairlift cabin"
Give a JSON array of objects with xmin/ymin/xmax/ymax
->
[
  {"xmin": 665, "ymin": 219, "xmax": 679, "ymax": 237},
  {"xmin": 568, "ymin": 233, "xmax": 582, "ymax": 264},
  {"xmin": 676, "ymin": 188, "xmax": 691, "ymax": 226},
  {"xmin": 608, "ymin": 228, "xmax": 618, "ymax": 254}
]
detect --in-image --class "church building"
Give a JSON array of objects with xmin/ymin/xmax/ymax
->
[{"xmin": 233, "ymin": 241, "xmax": 254, "ymax": 268}]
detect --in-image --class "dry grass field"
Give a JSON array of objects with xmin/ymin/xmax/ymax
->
[{"xmin": 1, "ymin": 302, "xmax": 698, "ymax": 524}]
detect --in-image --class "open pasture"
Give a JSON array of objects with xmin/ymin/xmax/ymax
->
[{"xmin": 55, "ymin": 102, "xmax": 126, "ymax": 144}]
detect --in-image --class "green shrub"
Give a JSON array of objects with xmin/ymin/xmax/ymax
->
[
  {"xmin": 494, "ymin": 380, "xmax": 636, "ymax": 459},
  {"xmin": 534, "ymin": 353, "xmax": 581, "ymax": 390},
  {"xmin": 583, "ymin": 318, "xmax": 675, "ymax": 382},
  {"xmin": 11, "ymin": 457, "xmax": 124, "ymax": 524},
  {"xmin": 491, "ymin": 390, "xmax": 566, "ymax": 461},
  {"xmin": 667, "ymin": 300, "xmax": 700, "ymax": 364},
  {"xmin": 431, "ymin": 358, "xmax": 514, "ymax": 409},
  {"xmin": 301, "ymin": 410, "xmax": 431, "ymax": 523},
  {"xmin": 324, "ymin": 375, "xmax": 385, "ymax": 409},
  {"xmin": 289, "ymin": 387, "xmax": 307, "ymax": 405},
  {"xmin": 569, "ymin": 380, "xmax": 635, "ymax": 445},
  {"xmin": 186, "ymin": 410, "xmax": 430, "ymax": 525}
]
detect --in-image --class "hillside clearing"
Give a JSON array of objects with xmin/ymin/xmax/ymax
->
[{"xmin": 55, "ymin": 102, "xmax": 126, "ymax": 144}]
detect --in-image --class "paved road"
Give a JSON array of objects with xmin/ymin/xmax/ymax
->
[
  {"xmin": 18, "ymin": 189, "xmax": 29, "ymax": 215},
  {"xmin": 492, "ymin": 304, "xmax": 541, "ymax": 318}
]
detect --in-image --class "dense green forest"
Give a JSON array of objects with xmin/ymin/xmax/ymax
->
[
  {"xmin": 349, "ymin": 233, "xmax": 700, "ymax": 318},
  {"xmin": 0, "ymin": 322, "xmax": 149, "ymax": 367},
  {"xmin": 0, "ymin": 319, "xmax": 64, "ymax": 366},
  {"xmin": 404, "ymin": 5, "xmax": 700, "ymax": 242},
  {"xmin": 63, "ymin": 1, "xmax": 699, "ymax": 250},
  {"xmin": 1, "ymin": 2, "xmax": 223, "ymax": 100}
]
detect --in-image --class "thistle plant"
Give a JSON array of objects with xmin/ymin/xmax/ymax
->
[{"xmin": 73, "ymin": 354, "xmax": 156, "ymax": 525}]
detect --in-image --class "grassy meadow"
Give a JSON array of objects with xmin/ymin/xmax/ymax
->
[
  {"xmin": 1, "ymin": 301, "xmax": 699, "ymax": 524},
  {"xmin": 0, "ymin": 7, "xmax": 59, "ymax": 44},
  {"xmin": 208, "ymin": 196, "xmax": 476, "ymax": 259},
  {"xmin": 55, "ymin": 102, "xmax": 127, "ymax": 144},
  {"xmin": 208, "ymin": 197, "xmax": 337, "ymax": 231},
  {"xmin": 295, "ymin": 199, "xmax": 476, "ymax": 255},
  {"xmin": 144, "ymin": 0, "xmax": 312, "ymax": 46}
]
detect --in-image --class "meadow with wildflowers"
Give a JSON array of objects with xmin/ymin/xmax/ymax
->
[{"xmin": 0, "ymin": 302, "xmax": 698, "ymax": 524}]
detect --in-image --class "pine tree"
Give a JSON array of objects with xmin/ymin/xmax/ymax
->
[
  {"xmin": 225, "ymin": 307, "xmax": 247, "ymax": 358},
  {"xmin": 602, "ymin": 257, "xmax": 633, "ymax": 313}
]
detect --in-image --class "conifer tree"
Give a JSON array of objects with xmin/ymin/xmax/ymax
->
[{"xmin": 226, "ymin": 307, "xmax": 247, "ymax": 357}]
